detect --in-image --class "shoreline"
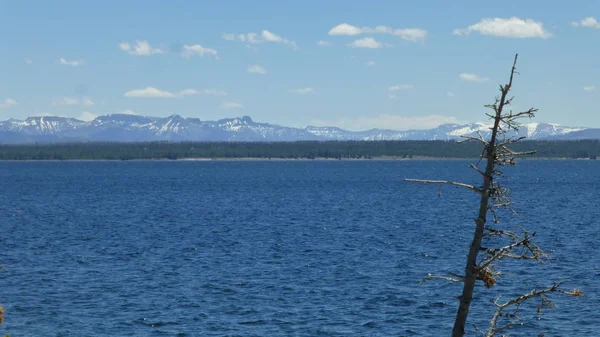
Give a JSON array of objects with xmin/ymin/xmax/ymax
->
[{"xmin": 0, "ymin": 156, "xmax": 596, "ymax": 162}]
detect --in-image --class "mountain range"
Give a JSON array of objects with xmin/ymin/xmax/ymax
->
[{"xmin": 0, "ymin": 114, "xmax": 598, "ymax": 143}]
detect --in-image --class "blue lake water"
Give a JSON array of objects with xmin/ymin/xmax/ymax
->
[{"xmin": 0, "ymin": 160, "xmax": 598, "ymax": 336}]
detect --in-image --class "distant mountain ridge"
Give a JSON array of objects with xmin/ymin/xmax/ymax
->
[{"xmin": 0, "ymin": 114, "xmax": 598, "ymax": 143}]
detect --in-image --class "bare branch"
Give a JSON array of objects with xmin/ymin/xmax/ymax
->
[
  {"xmin": 457, "ymin": 135, "xmax": 488, "ymax": 145},
  {"xmin": 420, "ymin": 273, "xmax": 464, "ymax": 285},
  {"xmin": 486, "ymin": 282, "xmax": 583, "ymax": 336},
  {"xmin": 511, "ymin": 151, "xmax": 537, "ymax": 156},
  {"xmin": 507, "ymin": 54, "xmax": 518, "ymax": 88},
  {"xmin": 408, "ymin": 54, "xmax": 580, "ymax": 337},
  {"xmin": 404, "ymin": 179, "xmax": 482, "ymax": 195},
  {"xmin": 503, "ymin": 109, "xmax": 538, "ymax": 120},
  {"xmin": 468, "ymin": 164, "xmax": 486, "ymax": 177},
  {"xmin": 479, "ymin": 233, "xmax": 545, "ymax": 270},
  {"xmin": 498, "ymin": 136, "xmax": 527, "ymax": 146}
]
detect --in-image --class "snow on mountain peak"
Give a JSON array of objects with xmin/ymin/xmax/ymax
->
[
  {"xmin": 0, "ymin": 114, "xmax": 596, "ymax": 143},
  {"xmin": 525, "ymin": 123, "xmax": 540, "ymax": 137},
  {"xmin": 447, "ymin": 123, "xmax": 492, "ymax": 137}
]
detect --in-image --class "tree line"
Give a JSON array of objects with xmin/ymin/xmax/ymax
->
[{"xmin": 0, "ymin": 140, "xmax": 598, "ymax": 160}]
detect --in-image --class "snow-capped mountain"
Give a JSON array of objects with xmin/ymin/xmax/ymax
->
[
  {"xmin": 0, "ymin": 114, "xmax": 597, "ymax": 143},
  {"xmin": 3, "ymin": 116, "xmax": 87, "ymax": 135}
]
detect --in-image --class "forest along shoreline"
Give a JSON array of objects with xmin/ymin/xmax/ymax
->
[
  {"xmin": 0, "ymin": 140, "xmax": 598, "ymax": 160},
  {"xmin": 0, "ymin": 156, "xmax": 598, "ymax": 162}
]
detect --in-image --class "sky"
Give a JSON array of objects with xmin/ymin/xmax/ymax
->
[{"xmin": 1, "ymin": 0, "xmax": 599, "ymax": 131}]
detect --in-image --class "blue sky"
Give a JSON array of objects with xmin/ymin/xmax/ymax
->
[{"xmin": 1, "ymin": 0, "xmax": 599, "ymax": 130}]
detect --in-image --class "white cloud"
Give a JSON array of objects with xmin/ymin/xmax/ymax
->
[
  {"xmin": 119, "ymin": 40, "xmax": 164, "ymax": 56},
  {"xmin": 82, "ymin": 97, "xmax": 95, "ymax": 106},
  {"xmin": 262, "ymin": 30, "xmax": 282, "ymax": 42},
  {"xmin": 392, "ymin": 28, "xmax": 427, "ymax": 42},
  {"xmin": 59, "ymin": 58, "xmax": 85, "ymax": 67},
  {"xmin": 459, "ymin": 73, "xmax": 489, "ymax": 82},
  {"xmin": 248, "ymin": 65, "xmax": 267, "ymax": 74},
  {"xmin": 79, "ymin": 111, "xmax": 97, "ymax": 121},
  {"xmin": 310, "ymin": 114, "xmax": 464, "ymax": 131},
  {"xmin": 222, "ymin": 33, "xmax": 236, "ymax": 41},
  {"xmin": 179, "ymin": 89, "xmax": 226, "ymax": 96},
  {"xmin": 0, "ymin": 98, "xmax": 18, "ymax": 109},
  {"xmin": 328, "ymin": 23, "xmax": 427, "ymax": 42},
  {"xmin": 329, "ymin": 23, "xmax": 363, "ymax": 36},
  {"xmin": 453, "ymin": 17, "xmax": 551, "ymax": 38},
  {"xmin": 317, "ymin": 40, "xmax": 332, "ymax": 46},
  {"xmin": 234, "ymin": 32, "xmax": 260, "ymax": 44},
  {"xmin": 124, "ymin": 87, "xmax": 176, "ymax": 98},
  {"xmin": 223, "ymin": 30, "xmax": 298, "ymax": 49},
  {"xmin": 53, "ymin": 97, "xmax": 79, "ymax": 106},
  {"xmin": 572, "ymin": 17, "xmax": 600, "ymax": 29},
  {"xmin": 386, "ymin": 86, "xmax": 412, "ymax": 99},
  {"xmin": 124, "ymin": 87, "xmax": 226, "ymax": 98},
  {"xmin": 52, "ymin": 97, "xmax": 95, "ymax": 106},
  {"xmin": 24, "ymin": 59, "xmax": 32, "ymax": 65},
  {"xmin": 348, "ymin": 37, "xmax": 385, "ymax": 49},
  {"xmin": 365, "ymin": 61, "xmax": 376, "ymax": 66},
  {"xmin": 181, "ymin": 44, "xmax": 219, "ymax": 59},
  {"xmin": 583, "ymin": 86, "xmax": 597, "ymax": 92},
  {"xmin": 33, "ymin": 113, "xmax": 58, "ymax": 117},
  {"xmin": 289, "ymin": 87, "xmax": 314, "ymax": 94},
  {"xmin": 80, "ymin": 110, "xmax": 137, "ymax": 120},
  {"xmin": 283, "ymin": 40, "xmax": 298, "ymax": 49},
  {"xmin": 220, "ymin": 101, "xmax": 244, "ymax": 109},
  {"xmin": 447, "ymin": 92, "xmax": 456, "ymax": 97},
  {"xmin": 388, "ymin": 85, "xmax": 414, "ymax": 91}
]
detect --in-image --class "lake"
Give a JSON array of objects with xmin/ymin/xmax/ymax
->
[{"xmin": 0, "ymin": 160, "xmax": 598, "ymax": 336}]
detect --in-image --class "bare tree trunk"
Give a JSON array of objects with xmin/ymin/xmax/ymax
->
[
  {"xmin": 451, "ymin": 55, "xmax": 518, "ymax": 337},
  {"xmin": 407, "ymin": 54, "xmax": 580, "ymax": 336}
]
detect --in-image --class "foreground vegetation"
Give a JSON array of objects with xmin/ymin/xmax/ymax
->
[{"xmin": 0, "ymin": 140, "xmax": 598, "ymax": 160}]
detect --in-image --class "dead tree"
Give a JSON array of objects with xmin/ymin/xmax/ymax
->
[{"xmin": 406, "ymin": 54, "xmax": 581, "ymax": 336}]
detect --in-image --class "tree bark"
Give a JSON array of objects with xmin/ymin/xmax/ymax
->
[{"xmin": 451, "ymin": 55, "xmax": 518, "ymax": 337}]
